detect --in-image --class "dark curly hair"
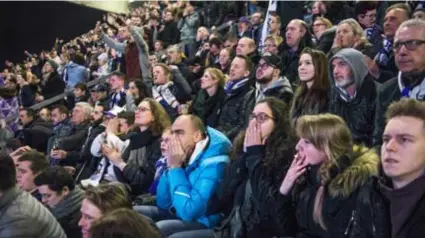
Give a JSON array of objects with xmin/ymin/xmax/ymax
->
[{"xmin": 232, "ymin": 97, "xmax": 296, "ymax": 176}]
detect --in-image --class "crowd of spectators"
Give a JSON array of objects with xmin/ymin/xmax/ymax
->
[{"xmin": 2, "ymin": 0, "xmax": 425, "ymax": 237}]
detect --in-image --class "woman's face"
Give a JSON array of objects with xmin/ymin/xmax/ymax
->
[
  {"xmin": 200, "ymin": 71, "xmax": 218, "ymax": 90},
  {"xmin": 263, "ymin": 39, "xmax": 278, "ymax": 54},
  {"xmin": 298, "ymin": 53, "xmax": 316, "ymax": 83},
  {"xmin": 153, "ymin": 66, "xmax": 168, "ymax": 85},
  {"xmin": 16, "ymin": 75, "xmax": 24, "ymax": 84},
  {"xmin": 336, "ymin": 23, "xmax": 357, "ymax": 48},
  {"xmin": 135, "ymin": 101, "xmax": 154, "ymax": 126},
  {"xmin": 296, "ymin": 138, "xmax": 327, "ymax": 165},
  {"xmin": 160, "ymin": 130, "xmax": 172, "ymax": 156},
  {"xmin": 129, "ymin": 82, "xmax": 140, "ymax": 98},
  {"xmin": 312, "ymin": 20, "xmax": 327, "ymax": 38},
  {"xmin": 250, "ymin": 103, "xmax": 275, "ymax": 140}
]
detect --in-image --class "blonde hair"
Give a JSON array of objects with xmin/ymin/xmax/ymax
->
[
  {"xmin": 296, "ymin": 113, "xmax": 353, "ymax": 230},
  {"xmin": 314, "ymin": 17, "xmax": 333, "ymax": 29},
  {"xmin": 205, "ymin": 68, "xmax": 227, "ymax": 88},
  {"xmin": 265, "ymin": 35, "xmax": 284, "ymax": 47},
  {"xmin": 338, "ymin": 18, "xmax": 368, "ymax": 46}
]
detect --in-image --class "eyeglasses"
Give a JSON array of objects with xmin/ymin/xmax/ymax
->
[
  {"xmin": 249, "ymin": 113, "xmax": 274, "ymax": 123},
  {"xmin": 393, "ymin": 40, "xmax": 425, "ymax": 52},
  {"xmin": 136, "ymin": 107, "xmax": 150, "ymax": 112}
]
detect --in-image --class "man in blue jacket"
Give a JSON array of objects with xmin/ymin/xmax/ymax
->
[{"xmin": 135, "ymin": 115, "xmax": 231, "ymax": 237}]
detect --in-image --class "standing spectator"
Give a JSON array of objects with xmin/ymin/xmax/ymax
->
[
  {"xmin": 158, "ymin": 8, "xmax": 180, "ymax": 47},
  {"xmin": 61, "ymin": 52, "xmax": 89, "ymax": 90},
  {"xmin": 39, "ymin": 107, "xmax": 51, "ymax": 122},
  {"xmin": 39, "ymin": 60, "xmax": 65, "ymax": 101},
  {"xmin": 17, "ymin": 72, "xmax": 35, "ymax": 107},
  {"xmin": 374, "ymin": 19, "xmax": 425, "ymax": 146},
  {"xmin": 0, "ymin": 152, "xmax": 66, "ymax": 238},
  {"xmin": 191, "ymin": 68, "xmax": 226, "ymax": 128},
  {"xmin": 17, "ymin": 108, "xmax": 52, "ymax": 153},
  {"xmin": 251, "ymin": 11, "xmax": 264, "ymax": 44},
  {"xmin": 329, "ymin": 48, "xmax": 377, "ymax": 147},
  {"xmin": 216, "ymin": 55, "xmax": 253, "ymax": 141},
  {"xmin": 0, "ymin": 84, "xmax": 19, "ymax": 133},
  {"xmin": 178, "ymin": 1, "xmax": 200, "ymax": 58},
  {"xmin": 290, "ymin": 48, "xmax": 330, "ymax": 125},
  {"xmin": 35, "ymin": 166, "xmax": 85, "ymax": 238},
  {"xmin": 16, "ymin": 150, "xmax": 49, "ymax": 201}
]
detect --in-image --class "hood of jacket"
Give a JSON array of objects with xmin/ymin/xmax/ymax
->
[
  {"xmin": 257, "ymin": 76, "xmax": 293, "ymax": 94},
  {"xmin": 329, "ymin": 48, "xmax": 368, "ymax": 92},
  {"xmin": 52, "ymin": 187, "xmax": 84, "ymax": 219},
  {"xmin": 188, "ymin": 127, "xmax": 232, "ymax": 169},
  {"xmin": 328, "ymin": 145, "xmax": 379, "ymax": 198}
]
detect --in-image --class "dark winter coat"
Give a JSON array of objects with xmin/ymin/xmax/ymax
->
[
  {"xmin": 191, "ymin": 86, "xmax": 226, "ymax": 128},
  {"xmin": 40, "ymin": 72, "xmax": 65, "ymax": 99},
  {"xmin": 20, "ymin": 117, "xmax": 52, "ymax": 153}
]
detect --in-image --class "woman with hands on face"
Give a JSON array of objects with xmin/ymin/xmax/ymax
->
[
  {"xmin": 279, "ymin": 114, "xmax": 379, "ymax": 238},
  {"xmin": 181, "ymin": 97, "xmax": 298, "ymax": 238}
]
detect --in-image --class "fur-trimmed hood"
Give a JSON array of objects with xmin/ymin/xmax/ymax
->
[{"xmin": 328, "ymin": 145, "xmax": 379, "ymax": 198}]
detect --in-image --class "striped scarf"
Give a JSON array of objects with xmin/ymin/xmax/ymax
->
[{"xmin": 152, "ymin": 82, "xmax": 180, "ymax": 109}]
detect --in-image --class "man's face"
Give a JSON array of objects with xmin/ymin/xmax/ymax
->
[
  {"xmin": 43, "ymin": 62, "xmax": 54, "ymax": 74},
  {"xmin": 358, "ymin": 9, "xmax": 377, "ymax": 28},
  {"xmin": 286, "ymin": 20, "xmax": 305, "ymax": 48},
  {"xmin": 251, "ymin": 13, "xmax": 262, "ymax": 25},
  {"xmin": 149, "ymin": 55, "xmax": 158, "ymax": 67},
  {"xmin": 236, "ymin": 38, "xmax": 254, "ymax": 56},
  {"xmin": 196, "ymin": 28, "xmax": 208, "ymax": 42},
  {"xmin": 269, "ymin": 15, "xmax": 281, "ymax": 33},
  {"xmin": 332, "ymin": 58, "xmax": 354, "ymax": 88},
  {"xmin": 72, "ymin": 106, "xmax": 86, "ymax": 125},
  {"xmin": 131, "ymin": 16, "xmax": 142, "ymax": 26},
  {"xmin": 336, "ymin": 23, "xmax": 358, "ymax": 48},
  {"xmin": 154, "ymin": 41, "xmax": 163, "ymax": 52},
  {"xmin": 167, "ymin": 49, "xmax": 180, "ymax": 64},
  {"xmin": 171, "ymin": 116, "xmax": 199, "ymax": 158},
  {"xmin": 17, "ymin": 161, "xmax": 37, "ymax": 192},
  {"xmin": 219, "ymin": 49, "xmax": 230, "ymax": 66},
  {"xmin": 78, "ymin": 199, "xmax": 103, "ymax": 238},
  {"xmin": 119, "ymin": 27, "xmax": 131, "ymax": 40},
  {"xmin": 19, "ymin": 111, "xmax": 32, "ymax": 126},
  {"xmin": 256, "ymin": 59, "xmax": 275, "ymax": 84},
  {"xmin": 119, "ymin": 118, "xmax": 130, "ymax": 135},
  {"xmin": 38, "ymin": 185, "xmax": 68, "ymax": 209},
  {"xmin": 238, "ymin": 22, "xmax": 249, "ymax": 34},
  {"xmin": 164, "ymin": 11, "xmax": 174, "ymax": 22},
  {"xmin": 74, "ymin": 88, "xmax": 85, "ymax": 98},
  {"xmin": 91, "ymin": 105, "xmax": 104, "ymax": 122},
  {"xmin": 384, "ymin": 9, "xmax": 408, "ymax": 39},
  {"xmin": 108, "ymin": 75, "xmax": 123, "ymax": 91},
  {"xmin": 209, "ymin": 44, "xmax": 220, "ymax": 56},
  {"xmin": 394, "ymin": 26, "xmax": 425, "ymax": 73},
  {"xmin": 382, "ymin": 116, "xmax": 425, "ymax": 187},
  {"xmin": 229, "ymin": 57, "xmax": 249, "ymax": 81},
  {"xmin": 51, "ymin": 108, "xmax": 66, "ymax": 125}
]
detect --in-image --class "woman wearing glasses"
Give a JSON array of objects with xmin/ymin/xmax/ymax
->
[
  {"xmin": 311, "ymin": 17, "xmax": 332, "ymax": 46},
  {"xmin": 101, "ymin": 98, "xmax": 171, "ymax": 197},
  {"xmin": 174, "ymin": 97, "xmax": 298, "ymax": 238},
  {"xmin": 290, "ymin": 48, "xmax": 330, "ymax": 126},
  {"xmin": 279, "ymin": 114, "xmax": 379, "ymax": 238}
]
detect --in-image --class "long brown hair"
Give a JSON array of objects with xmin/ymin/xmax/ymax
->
[
  {"xmin": 141, "ymin": 98, "xmax": 171, "ymax": 136},
  {"xmin": 291, "ymin": 48, "xmax": 330, "ymax": 122},
  {"xmin": 296, "ymin": 114, "xmax": 353, "ymax": 230}
]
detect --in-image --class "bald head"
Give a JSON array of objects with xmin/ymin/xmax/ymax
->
[{"xmin": 236, "ymin": 37, "xmax": 256, "ymax": 56}]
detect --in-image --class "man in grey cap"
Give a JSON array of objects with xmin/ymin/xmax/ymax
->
[{"xmin": 328, "ymin": 48, "xmax": 377, "ymax": 146}]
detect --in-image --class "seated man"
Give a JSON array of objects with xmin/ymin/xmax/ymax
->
[
  {"xmin": 78, "ymin": 183, "xmax": 133, "ymax": 238},
  {"xmin": 135, "ymin": 115, "xmax": 231, "ymax": 237},
  {"xmin": 16, "ymin": 150, "xmax": 49, "ymax": 201},
  {"xmin": 35, "ymin": 166, "xmax": 85, "ymax": 238},
  {"xmin": 0, "ymin": 152, "xmax": 66, "ymax": 238}
]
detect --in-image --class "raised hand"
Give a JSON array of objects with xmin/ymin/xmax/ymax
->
[{"xmin": 279, "ymin": 153, "xmax": 308, "ymax": 195}]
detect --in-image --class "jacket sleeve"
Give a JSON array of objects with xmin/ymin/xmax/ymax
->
[
  {"xmin": 373, "ymin": 85, "xmax": 385, "ymax": 147},
  {"xmin": 121, "ymin": 144, "xmax": 161, "ymax": 195},
  {"xmin": 245, "ymin": 145, "xmax": 298, "ymax": 236},
  {"xmin": 184, "ymin": 13, "xmax": 199, "ymax": 29},
  {"xmin": 167, "ymin": 160, "xmax": 228, "ymax": 221},
  {"xmin": 101, "ymin": 32, "xmax": 126, "ymax": 53},
  {"xmin": 172, "ymin": 68, "xmax": 192, "ymax": 99},
  {"xmin": 125, "ymin": 94, "xmax": 137, "ymax": 112},
  {"xmin": 156, "ymin": 172, "xmax": 173, "ymax": 209},
  {"xmin": 129, "ymin": 25, "xmax": 153, "ymax": 88}
]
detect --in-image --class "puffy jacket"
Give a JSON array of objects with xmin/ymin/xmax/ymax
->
[
  {"xmin": 0, "ymin": 186, "xmax": 66, "ymax": 238},
  {"xmin": 282, "ymin": 145, "xmax": 379, "ymax": 238},
  {"xmin": 156, "ymin": 127, "xmax": 232, "ymax": 228},
  {"xmin": 177, "ymin": 11, "xmax": 200, "ymax": 41},
  {"xmin": 329, "ymin": 48, "xmax": 377, "ymax": 147},
  {"xmin": 63, "ymin": 62, "xmax": 89, "ymax": 89}
]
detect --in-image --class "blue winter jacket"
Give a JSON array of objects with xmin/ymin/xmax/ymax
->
[{"xmin": 156, "ymin": 127, "xmax": 231, "ymax": 228}]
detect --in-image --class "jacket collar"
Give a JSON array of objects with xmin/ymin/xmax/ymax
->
[{"xmin": 0, "ymin": 186, "xmax": 20, "ymax": 210}]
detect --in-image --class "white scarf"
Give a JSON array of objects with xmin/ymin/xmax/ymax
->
[{"xmin": 152, "ymin": 82, "xmax": 180, "ymax": 108}]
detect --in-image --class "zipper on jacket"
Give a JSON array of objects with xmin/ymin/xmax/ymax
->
[{"xmin": 344, "ymin": 210, "xmax": 356, "ymax": 236}]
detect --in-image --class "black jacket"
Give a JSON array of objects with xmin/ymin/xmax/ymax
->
[
  {"xmin": 191, "ymin": 87, "xmax": 226, "ymax": 128},
  {"xmin": 115, "ymin": 129, "xmax": 161, "ymax": 197},
  {"xmin": 18, "ymin": 84, "xmax": 35, "ymax": 108},
  {"xmin": 283, "ymin": 146, "xmax": 379, "ymax": 238},
  {"xmin": 329, "ymin": 75, "xmax": 377, "ymax": 147},
  {"xmin": 59, "ymin": 121, "xmax": 90, "ymax": 166},
  {"xmin": 158, "ymin": 21, "xmax": 180, "ymax": 47},
  {"xmin": 216, "ymin": 79, "xmax": 253, "ymax": 141},
  {"xmin": 209, "ymin": 144, "xmax": 297, "ymax": 237},
  {"xmin": 40, "ymin": 72, "xmax": 65, "ymax": 99},
  {"xmin": 20, "ymin": 118, "xmax": 52, "ymax": 153}
]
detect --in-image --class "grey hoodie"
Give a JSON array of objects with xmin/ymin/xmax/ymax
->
[
  {"xmin": 255, "ymin": 76, "xmax": 293, "ymax": 102},
  {"xmin": 52, "ymin": 186, "xmax": 84, "ymax": 219},
  {"xmin": 329, "ymin": 48, "xmax": 368, "ymax": 101}
]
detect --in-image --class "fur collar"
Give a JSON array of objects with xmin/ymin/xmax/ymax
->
[{"xmin": 328, "ymin": 145, "xmax": 379, "ymax": 198}]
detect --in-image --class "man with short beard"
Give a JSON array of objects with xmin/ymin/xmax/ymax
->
[
  {"xmin": 242, "ymin": 53, "xmax": 293, "ymax": 123},
  {"xmin": 329, "ymin": 48, "xmax": 377, "ymax": 147}
]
